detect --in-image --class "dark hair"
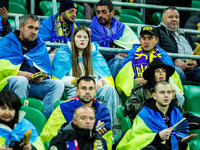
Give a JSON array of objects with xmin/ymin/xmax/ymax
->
[
  {"xmin": 162, "ymin": 6, "xmax": 179, "ymax": 17},
  {"xmin": 0, "ymin": 91, "xmax": 21, "ymax": 123},
  {"xmin": 20, "ymin": 13, "xmax": 40, "ymax": 26},
  {"xmin": 154, "ymin": 80, "xmax": 170, "ymax": 93},
  {"xmin": 77, "ymin": 76, "xmax": 96, "ymax": 88},
  {"xmin": 97, "ymin": 0, "xmax": 113, "ymax": 12},
  {"xmin": 145, "ymin": 68, "xmax": 170, "ymax": 89}
]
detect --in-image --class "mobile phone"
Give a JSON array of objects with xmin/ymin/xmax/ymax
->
[{"xmin": 96, "ymin": 122, "xmax": 107, "ymax": 130}]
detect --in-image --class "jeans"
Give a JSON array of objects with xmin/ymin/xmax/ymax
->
[
  {"xmin": 108, "ymin": 56, "xmax": 124, "ymax": 81},
  {"xmin": 4, "ymin": 76, "xmax": 64, "ymax": 119},
  {"xmin": 65, "ymin": 85, "xmax": 119, "ymax": 126},
  {"xmin": 175, "ymin": 66, "xmax": 200, "ymax": 84}
]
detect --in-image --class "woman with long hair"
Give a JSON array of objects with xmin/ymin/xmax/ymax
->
[
  {"xmin": 0, "ymin": 91, "xmax": 44, "ymax": 150},
  {"xmin": 52, "ymin": 26, "xmax": 119, "ymax": 126}
]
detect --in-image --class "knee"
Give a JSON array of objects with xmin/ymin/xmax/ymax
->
[
  {"xmin": 113, "ymin": 56, "xmax": 124, "ymax": 65},
  {"xmin": 8, "ymin": 76, "xmax": 29, "ymax": 86},
  {"xmin": 50, "ymin": 79, "xmax": 65, "ymax": 92}
]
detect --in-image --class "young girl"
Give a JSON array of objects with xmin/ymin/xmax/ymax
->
[
  {"xmin": 52, "ymin": 26, "xmax": 119, "ymax": 126},
  {"xmin": 0, "ymin": 91, "xmax": 44, "ymax": 150}
]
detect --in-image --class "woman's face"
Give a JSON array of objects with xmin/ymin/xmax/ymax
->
[
  {"xmin": 154, "ymin": 67, "xmax": 166, "ymax": 83},
  {"xmin": 75, "ymin": 30, "xmax": 89, "ymax": 51},
  {"xmin": 0, "ymin": 104, "xmax": 15, "ymax": 122}
]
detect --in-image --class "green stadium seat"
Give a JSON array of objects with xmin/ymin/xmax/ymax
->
[
  {"xmin": 77, "ymin": 4, "xmax": 84, "ymax": 15},
  {"xmin": 189, "ymin": 140, "xmax": 200, "ymax": 150},
  {"xmin": 116, "ymin": 106, "xmax": 132, "ymax": 132},
  {"xmin": 20, "ymin": 106, "xmax": 46, "ymax": 135},
  {"xmin": 9, "ymin": 2, "xmax": 28, "ymax": 14},
  {"xmin": 8, "ymin": 19, "xmax": 16, "ymax": 29},
  {"xmin": 191, "ymin": 0, "xmax": 200, "ymax": 16},
  {"xmin": 119, "ymin": 14, "xmax": 143, "ymax": 36},
  {"xmin": 54, "ymin": 100, "xmax": 65, "ymax": 109},
  {"xmin": 121, "ymin": 9, "xmax": 142, "ymax": 20},
  {"xmin": 20, "ymin": 97, "xmax": 45, "ymax": 112},
  {"xmin": 152, "ymin": 12, "xmax": 161, "ymax": 25},
  {"xmin": 9, "ymin": 0, "xmax": 27, "ymax": 7},
  {"xmin": 183, "ymin": 85, "xmax": 200, "ymax": 113},
  {"xmin": 39, "ymin": 1, "xmax": 60, "ymax": 15},
  {"xmin": 183, "ymin": 80, "xmax": 199, "ymax": 86}
]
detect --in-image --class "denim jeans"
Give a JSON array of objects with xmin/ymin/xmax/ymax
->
[
  {"xmin": 65, "ymin": 85, "xmax": 119, "ymax": 126},
  {"xmin": 175, "ymin": 66, "xmax": 200, "ymax": 84},
  {"xmin": 108, "ymin": 56, "xmax": 124, "ymax": 81},
  {"xmin": 4, "ymin": 76, "xmax": 64, "ymax": 119}
]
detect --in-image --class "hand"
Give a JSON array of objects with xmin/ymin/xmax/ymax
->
[
  {"xmin": 96, "ymin": 120, "xmax": 107, "ymax": 136},
  {"xmin": 137, "ymin": 77, "xmax": 147, "ymax": 84},
  {"xmin": 172, "ymin": 87, "xmax": 176, "ymax": 99},
  {"xmin": 159, "ymin": 127, "xmax": 172, "ymax": 141},
  {"xmin": 17, "ymin": 71, "xmax": 33, "ymax": 81},
  {"xmin": 186, "ymin": 61, "xmax": 197, "ymax": 71},
  {"xmin": 96, "ymin": 80, "xmax": 104, "ymax": 89},
  {"xmin": 181, "ymin": 134, "xmax": 197, "ymax": 143},
  {"xmin": 87, "ymin": 28, "xmax": 92, "ymax": 36},
  {"xmin": 0, "ymin": 146, "xmax": 13, "ymax": 150},
  {"xmin": 19, "ymin": 142, "xmax": 32, "ymax": 150},
  {"xmin": 119, "ymin": 53, "xmax": 127, "ymax": 59},
  {"xmin": 32, "ymin": 77, "xmax": 43, "ymax": 84},
  {"xmin": 0, "ymin": 7, "xmax": 9, "ymax": 22},
  {"xmin": 174, "ymin": 59, "xmax": 187, "ymax": 71}
]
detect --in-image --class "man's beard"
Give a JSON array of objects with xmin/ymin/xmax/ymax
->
[
  {"xmin": 63, "ymin": 15, "xmax": 73, "ymax": 24},
  {"xmin": 98, "ymin": 17, "xmax": 110, "ymax": 26},
  {"xmin": 78, "ymin": 95, "xmax": 93, "ymax": 104}
]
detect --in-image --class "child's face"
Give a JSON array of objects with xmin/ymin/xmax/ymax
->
[
  {"xmin": 75, "ymin": 30, "xmax": 89, "ymax": 51},
  {"xmin": 0, "ymin": 104, "xmax": 15, "ymax": 122}
]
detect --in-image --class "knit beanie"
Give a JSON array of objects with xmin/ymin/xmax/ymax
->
[{"xmin": 59, "ymin": 0, "xmax": 78, "ymax": 13}]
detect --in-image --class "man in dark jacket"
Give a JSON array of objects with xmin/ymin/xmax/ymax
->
[
  {"xmin": 49, "ymin": 106, "xmax": 108, "ymax": 150},
  {"xmin": 185, "ymin": 11, "xmax": 200, "ymax": 44},
  {"xmin": 154, "ymin": 6, "xmax": 200, "ymax": 84}
]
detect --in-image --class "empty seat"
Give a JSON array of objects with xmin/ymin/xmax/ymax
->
[
  {"xmin": 9, "ymin": 2, "xmax": 28, "ymax": 14},
  {"xmin": 121, "ymin": 9, "xmax": 142, "ymax": 20}
]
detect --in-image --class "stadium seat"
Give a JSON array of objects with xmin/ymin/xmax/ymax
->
[
  {"xmin": 116, "ymin": 106, "xmax": 132, "ymax": 132},
  {"xmin": 183, "ymin": 85, "xmax": 200, "ymax": 113},
  {"xmin": 121, "ymin": 9, "xmax": 142, "ymax": 20},
  {"xmin": 152, "ymin": 12, "xmax": 161, "ymax": 25},
  {"xmin": 20, "ymin": 97, "xmax": 45, "ymax": 112},
  {"xmin": 20, "ymin": 106, "xmax": 46, "ymax": 135},
  {"xmin": 9, "ymin": 2, "xmax": 28, "ymax": 14},
  {"xmin": 9, "ymin": 0, "xmax": 27, "ymax": 7},
  {"xmin": 189, "ymin": 140, "xmax": 200, "ymax": 150},
  {"xmin": 119, "ymin": 14, "xmax": 143, "ymax": 36},
  {"xmin": 54, "ymin": 100, "xmax": 65, "ymax": 109},
  {"xmin": 191, "ymin": 0, "xmax": 200, "ymax": 16},
  {"xmin": 8, "ymin": 19, "xmax": 16, "ymax": 29},
  {"xmin": 183, "ymin": 80, "xmax": 199, "ymax": 86},
  {"xmin": 39, "ymin": 1, "xmax": 60, "ymax": 15},
  {"xmin": 77, "ymin": 4, "xmax": 84, "ymax": 15}
]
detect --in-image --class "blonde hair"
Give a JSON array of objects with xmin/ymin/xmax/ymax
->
[{"xmin": 71, "ymin": 26, "xmax": 93, "ymax": 78}]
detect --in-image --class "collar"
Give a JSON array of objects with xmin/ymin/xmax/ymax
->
[{"xmin": 159, "ymin": 22, "xmax": 185, "ymax": 35}]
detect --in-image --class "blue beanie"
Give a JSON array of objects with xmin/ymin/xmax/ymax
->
[{"xmin": 59, "ymin": 0, "xmax": 78, "ymax": 13}]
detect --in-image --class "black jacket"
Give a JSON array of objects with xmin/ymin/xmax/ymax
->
[
  {"xmin": 185, "ymin": 11, "xmax": 200, "ymax": 43},
  {"xmin": 154, "ymin": 23, "xmax": 197, "ymax": 61},
  {"xmin": 49, "ymin": 122, "xmax": 107, "ymax": 150}
]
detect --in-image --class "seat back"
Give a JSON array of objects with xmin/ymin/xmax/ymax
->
[
  {"xmin": 152, "ymin": 12, "xmax": 161, "ymax": 25},
  {"xmin": 183, "ymin": 85, "xmax": 200, "ymax": 101},
  {"xmin": 121, "ymin": 9, "xmax": 142, "ymax": 20},
  {"xmin": 54, "ymin": 100, "xmax": 65, "ymax": 109},
  {"xmin": 191, "ymin": 1, "xmax": 200, "ymax": 16},
  {"xmin": 20, "ymin": 106, "xmax": 46, "ymax": 135},
  {"xmin": 39, "ymin": 1, "xmax": 60, "ymax": 15},
  {"xmin": 9, "ymin": 0, "xmax": 27, "ymax": 7},
  {"xmin": 20, "ymin": 97, "xmax": 45, "ymax": 112},
  {"xmin": 9, "ymin": 2, "xmax": 28, "ymax": 14},
  {"xmin": 77, "ymin": 4, "xmax": 84, "ymax": 15}
]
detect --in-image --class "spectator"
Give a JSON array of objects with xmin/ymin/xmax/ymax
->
[
  {"xmin": 0, "ymin": 91, "xmax": 45, "ymax": 150},
  {"xmin": 38, "ymin": 0, "xmax": 79, "ymax": 52},
  {"xmin": 52, "ymin": 26, "xmax": 119, "ymax": 126},
  {"xmin": 89, "ymin": 0, "xmax": 139, "ymax": 80},
  {"xmin": 40, "ymin": 76, "xmax": 112, "ymax": 150},
  {"xmin": 0, "ymin": 7, "xmax": 12, "ymax": 37},
  {"xmin": 154, "ymin": 6, "xmax": 200, "ymax": 84},
  {"xmin": 49, "ymin": 106, "xmax": 108, "ymax": 150},
  {"xmin": 117, "ymin": 81, "xmax": 197, "ymax": 150},
  {"xmin": 185, "ymin": 11, "xmax": 200, "ymax": 44},
  {"xmin": 125, "ymin": 58, "xmax": 200, "ymax": 130},
  {"xmin": 0, "ymin": 13, "xmax": 64, "ymax": 119},
  {"xmin": 115, "ymin": 25, "xmax": 182, "ymax": 97}
]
